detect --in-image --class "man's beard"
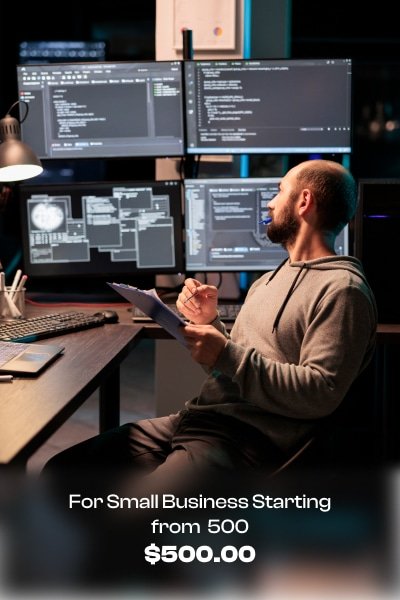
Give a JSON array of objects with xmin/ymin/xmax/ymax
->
[{"xmin": 267, "ymin": 203, "xmax": 299, "ymax": 248}]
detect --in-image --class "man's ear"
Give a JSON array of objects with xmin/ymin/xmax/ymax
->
[{"xmin": 298, "ymin": 188, "xmax": 314, "ymax": 217}]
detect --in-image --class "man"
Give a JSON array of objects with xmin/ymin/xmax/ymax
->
[{"xmin": 44, "ymin": 159, "xmax": 377, "ymax": 483}]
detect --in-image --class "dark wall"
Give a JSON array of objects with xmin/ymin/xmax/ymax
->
[
  {"xmin": 1, "ymin": 1, "xmax": 399, "ymax": 178},
  {"xmin": 0, "ymin": 2, "xmax": 156, "ymax": 116},
  {"xmin": 291, "ymin": 0, "xmax": 400, "ymax": 178},
  {"xmin": 1, "ymin": 1, "xmax": 399, "ymax": 292}
]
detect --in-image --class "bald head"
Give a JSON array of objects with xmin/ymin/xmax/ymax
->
[{"xmin": 290, "ymin": 159, "xmax": 357, "ymax": 235}]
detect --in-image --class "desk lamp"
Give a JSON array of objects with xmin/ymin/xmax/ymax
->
[{"xmin": 0, "ymin": 100, "xmax": 43, "ymax": 182}]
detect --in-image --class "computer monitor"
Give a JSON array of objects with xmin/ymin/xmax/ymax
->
[
  {"xmin": 355, "ymin": 179, "xmax": 400, "ymax": 323},
  {"xmin": 184, "ymin": 58, "xmax": 352, "ymax": 155},
  {"xmin": 18, "ymin": 180, "xmax": 184, "ymax": 280},
  {"xmin": 17, "ymin": 61, "xmax": 185, "ymax": 159},
  {"xmin": 184, "ymin": 177, "xmax": 349, "ymax": 272}
]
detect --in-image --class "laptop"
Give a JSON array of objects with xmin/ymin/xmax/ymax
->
[{"xmin": 0, "ymin": 340, "xmax": 64, "ymax": 375}]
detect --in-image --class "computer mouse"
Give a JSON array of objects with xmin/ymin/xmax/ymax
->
[{"xmin": 93, "ymin": 310, "xmax": 119, "ymax": 324}]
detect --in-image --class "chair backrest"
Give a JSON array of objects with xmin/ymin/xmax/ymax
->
[{"xmin": 269, "ymin": 355, "xmax": 383, "ymax": 478}]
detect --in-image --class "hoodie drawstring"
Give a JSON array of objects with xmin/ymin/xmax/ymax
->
[{"xmin": 271, "ymin": 262, "xmax": 308, "ymax": 333}]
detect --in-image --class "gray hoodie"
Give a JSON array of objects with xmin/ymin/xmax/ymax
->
[{"xmin": 185, "ymin": 256, "xmax": 378, "ymax": 453}]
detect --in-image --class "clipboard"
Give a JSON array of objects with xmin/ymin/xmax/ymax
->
[{"xmin": 108, "ymin": 282, "xmax": 187, "ymax": 346}]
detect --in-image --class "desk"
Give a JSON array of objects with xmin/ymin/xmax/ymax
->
[
  {"xmin": 0, "ymin": 304, "xmax": 141, "ymax": 466},
  {"xmin": 376, "ymin": 323, "xmax": 400, "ymax": 342},
  {"xmin": 2, "ymin": 302, "xmax": 399, "ymax": 467}
]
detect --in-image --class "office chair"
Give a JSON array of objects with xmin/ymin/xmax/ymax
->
[{"xmin": 268, "ymin": 357, "xmax": 384, "ymax": 479}]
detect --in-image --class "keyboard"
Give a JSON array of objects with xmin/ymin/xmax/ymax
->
[
  {"xmin": 132, "ymin": 303, "xmax": 243, "ymax": 323},
  {"xmin": 0, "ymin": 341, "xmax": 32, "ymax": 365},
  {"xmin": 0, "ymin": 311, "xmax": 106, "ymax": 342},
  {"xmin": 218, "ymin": 303, "xmax": 243, "ymax": 321}
]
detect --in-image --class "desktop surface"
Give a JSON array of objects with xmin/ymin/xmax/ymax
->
[{"xmin": 0, "ymin": 304, "xmax": 140, "ymax": 465}]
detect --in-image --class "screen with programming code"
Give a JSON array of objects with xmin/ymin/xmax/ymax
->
[
  {"xmin": 184, "ymin": 58, "xmax": 352, "ymax": 154},
  {"xmin": 184, "ymin": 178, "xmax": 349, "ymax": 272},
  {"xmin": 17, "ymin": 61, "xmax": 184, "ymax": 159},
  {"xmin": 19, "ymin": 180, "xmax": 184, "ymax": 278}
]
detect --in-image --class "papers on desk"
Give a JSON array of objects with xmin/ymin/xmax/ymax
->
[{"xmin": 108, "ymin": 282, "xmax": 187, "ymax": 346}]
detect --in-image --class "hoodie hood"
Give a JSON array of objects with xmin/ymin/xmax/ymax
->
[
  {"xmin": 267, "ymin": 255, "xmax": 377, "ymax": 332},
  {"xmin": 290, "ymin": 255, "xmax": 370, "ymax": 277}
]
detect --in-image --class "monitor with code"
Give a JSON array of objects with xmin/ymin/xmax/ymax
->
[
  {"xmin": 184, "ymin": 58, "xmax": 352, "ymax": 155},
  {"xmin": 184, "ymin": 177, "xmax": 349, "ymax": 272},
  {"xmin": 17, "ymin": 61, "xmax": 185, "ymax": 159}
]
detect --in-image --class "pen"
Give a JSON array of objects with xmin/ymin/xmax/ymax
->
[
  {"xmin": 184, "ymin": 291, "xmax": 197, "ymax": 304},
  {"xmin": 9, "ymin": 269, "xmax": 22, "ymax": 299},
  {"xmin": 0, "ymin": 374, "xmax": 13, "ymax": 382},
  {"xmin": 259, "ymin": 217, "xmax": 272, "ymax": 225},
  {"xmin": 15, "ymin": 274, "xmax": 28, "ymax": 293}
]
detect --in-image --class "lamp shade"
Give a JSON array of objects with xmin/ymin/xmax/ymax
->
[{"xmin": 0, "ymin": 111, "xmax": 43, "ymax": 182}]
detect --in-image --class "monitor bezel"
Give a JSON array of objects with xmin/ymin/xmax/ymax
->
[
  {"xmin": 184, "ymin": 176, "xmax": 286, "ymax": 273},
  {"xmin": 18, "ymin": 179, "xmax": 185, "ymax": 279},
  {"xmin": 183, "ymin": 176, "xmax": 350, "ymax": 273},
  {"xmin": 183, "ymin": 58, "xmax": 353, "ymax": 155},
  {"xmin": 17, "ymin": 60, "xmax": 185, "ymax": 160}
]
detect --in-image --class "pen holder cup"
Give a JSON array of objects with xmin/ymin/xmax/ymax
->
[{"xmin": 0, "ymin": 287, "xmax": 26, "ymax": 320}]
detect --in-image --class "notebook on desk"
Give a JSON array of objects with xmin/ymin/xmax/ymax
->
[{"xmin": 0, "ymin": 340, "xmax": 64, "ymax": 375}]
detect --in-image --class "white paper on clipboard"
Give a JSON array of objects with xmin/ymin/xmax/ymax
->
[{"xmin": 107, "ymin": 282, "xmax": 187, "ymax": 346}]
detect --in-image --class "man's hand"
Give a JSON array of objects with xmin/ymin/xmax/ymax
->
[
  {"xmin": 177, "ymin": 277, "xmax": 219, "ymax": 325},
  {"xmin": 183, "ymin": 323, "xmax": 227, "ymax": 367}
]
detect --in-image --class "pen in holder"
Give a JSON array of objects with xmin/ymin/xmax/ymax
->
[{"xmin": 0, "ymin": 286, "xmax": 26, "ymax": 320}]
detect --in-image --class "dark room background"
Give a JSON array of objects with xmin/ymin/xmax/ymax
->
[
  {"xmin": 1, "ymin": 0, "xmax": 400, "ymax": 178},
  {"xmin": 0, "ymin": 0, "xmax": 399, "ymax": 293}
]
